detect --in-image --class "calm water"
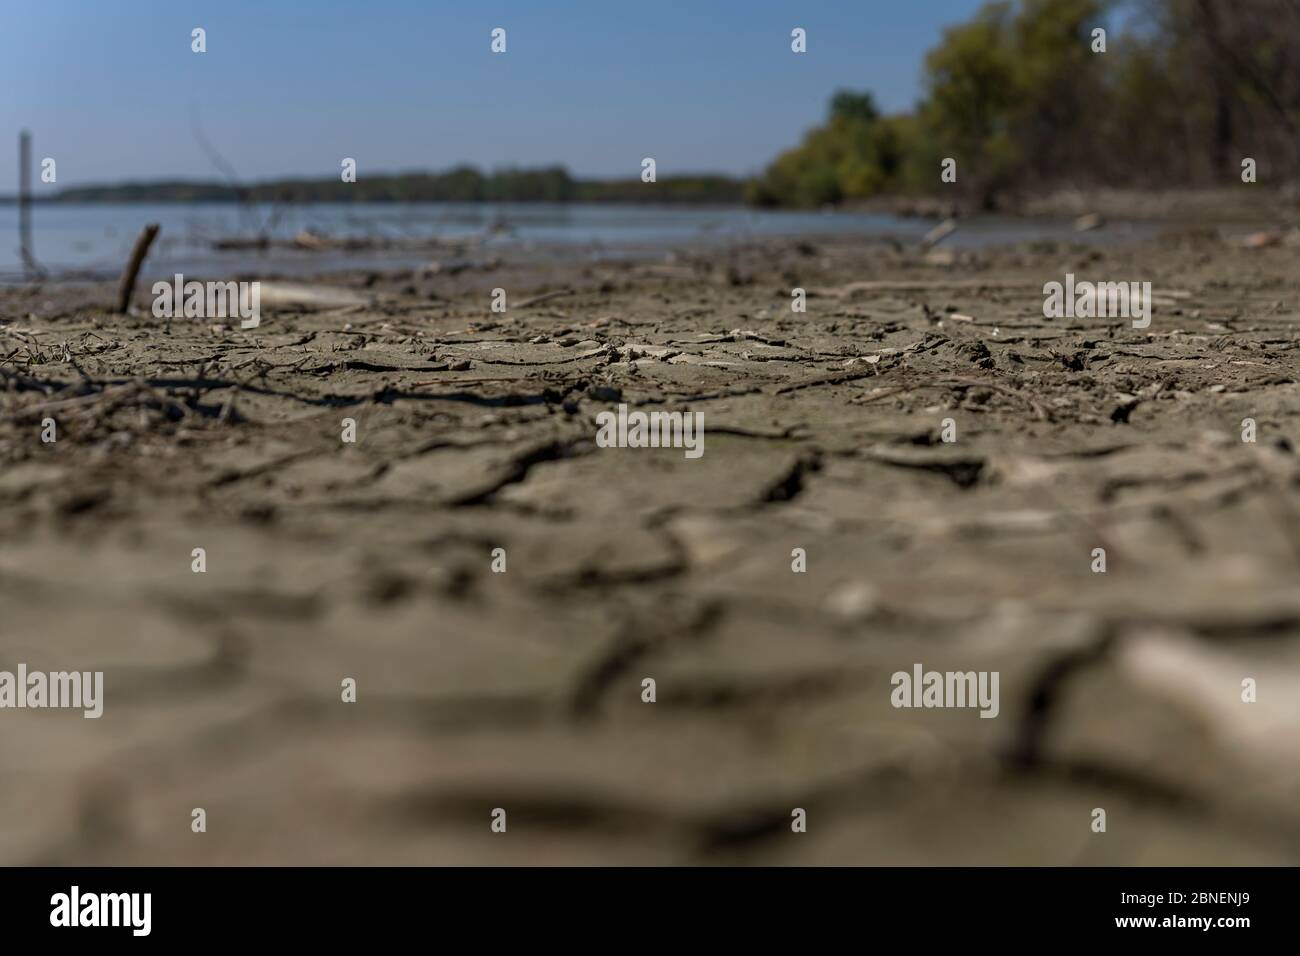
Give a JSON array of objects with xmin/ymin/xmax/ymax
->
[{"xmin": 0, "ymin": 201, "xmax": 1158, "ymax": 280}]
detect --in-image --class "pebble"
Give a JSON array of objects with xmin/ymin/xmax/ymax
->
[{"xmin": 824, "ymin": 582, "xmax": 879, "ymax": 622}]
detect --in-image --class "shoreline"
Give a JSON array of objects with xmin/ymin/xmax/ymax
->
[{"xmin": 2, "ymin": 210, "xmax": 1292, "ymax": 286}]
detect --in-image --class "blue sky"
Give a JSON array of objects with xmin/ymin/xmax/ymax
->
[{"xmin": 1, "ymin": 0, "xmax": 989, "ymax": 188}]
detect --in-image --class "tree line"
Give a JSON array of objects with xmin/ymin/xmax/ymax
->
[
  {"xmin": 42, "ymin": 168, "xmax": 745, "ymax": 205},
  {"xmin": 750, "ymin": 0, "xmax": 1300, "ymax": 208}
]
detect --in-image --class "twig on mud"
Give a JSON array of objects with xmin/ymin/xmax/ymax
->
[
  {"xmin": 139, "ymin": 382, "xmax": 192, "ymax": 420},
  {"xmin": 409, "ymin": 377, "xmax": 509, "ymax": 388},
  {"xmin": 818, "ymin": 279, "xmax": 1041, "ymax": 298},
  {"xmin": 64, "ymin": 351, "xmax": 98, "ymax": 386},
  {"xmin": 0, "ymin": 365, "xmax": 59, "ymax": 395},
  {"xmin": 13, "ymin": 383, "xmax": 131, "ymax": 416},
  {"xmin": 848, "ymin": 376, "xmax": 1051, "ymax": 422},
  {"xmin": 850, "ymin": 385, "xmax": 914, "ymax": 405},
  {"xmin": 319, "ymin": 304, "xmax": 370, "ymax": 318},
  {"xmin": 938, "ymin": 376, "xmax": 1051, "ymax": 422},
  {"xmin": 217, "ymin": 389, "xmax": 238, "ymax": 425},
  {"xmin": 515, "ymin": 288, "xmax": 576, "ymax": 309},
  {"xmin": 774, "ymin": 366, "xmax": 898, "ymax": 395}
]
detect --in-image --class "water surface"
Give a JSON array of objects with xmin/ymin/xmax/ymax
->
[{"xmin": 0, "ymin": 201, "xmax": 1160, "ymax": 280}]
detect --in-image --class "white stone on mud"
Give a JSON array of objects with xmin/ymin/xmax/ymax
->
[{"xmin": 824, "ymin": 581, "xmax": 879, "ymax": 622}]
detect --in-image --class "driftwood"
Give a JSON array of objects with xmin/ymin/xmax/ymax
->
[
  {"xmin": 919, "ymin": 218, "xmax": 957, "ymax": 249},
  {"xmin": 114, "ymin": 223, "xmax": 160, "ymax": 314}
]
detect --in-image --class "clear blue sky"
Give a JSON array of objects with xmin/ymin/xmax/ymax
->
[{"xmin": 1, "ymin": 0, "xmax": 989, "ymax": 188}]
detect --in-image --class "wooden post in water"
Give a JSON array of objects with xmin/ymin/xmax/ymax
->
[{"xmin": 18, "ymin": 130, "xmax": 39, "ymax": 278}]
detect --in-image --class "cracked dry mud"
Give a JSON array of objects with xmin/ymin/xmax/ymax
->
[{"xmin": 1, "ymin": 231, "xmax": 1298, "ymax": 865}]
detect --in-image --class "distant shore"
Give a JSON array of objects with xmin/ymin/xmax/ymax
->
[
  {"xmin": 0, "ymin": 168, "xmax": 747, "ymax": 207},
  {"xmin": 5, "ymin": 185, "xmax": 1297, "ymax": 230}
]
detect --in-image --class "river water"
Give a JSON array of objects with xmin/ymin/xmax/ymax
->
[{"xmin": 0, "ymin": 201, "xmax": 1160, "ymax": 281}]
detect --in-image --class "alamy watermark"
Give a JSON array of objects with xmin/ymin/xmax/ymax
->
[
  {"xmin": 890, "ymin": 663, "xmax": 999, "ymax": 718},
  {"xmin": 50, "ymin": 886, "xmax": 150, "ymax": 936},
  {"xmin": 595, "ymin": 403, "xmax": 704, "ymax": 459},
  {"xmin": 152, "ymin": 274, "xmax": 261, "ymax": 329},
  {"xmin": 0, "ymin": 664, "xmax": 103, "ymax": 718},
  {"xmin": 1043, "ymin": 273, "xmax": 1151, "ymax": 328}
]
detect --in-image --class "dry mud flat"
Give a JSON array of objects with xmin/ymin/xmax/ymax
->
[{"xmin": 1, "ymin": 231, "xmax": 1298, "ymax": 865}]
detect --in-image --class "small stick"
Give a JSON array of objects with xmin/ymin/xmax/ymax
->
[
  {"xmin": 115, "ymin": 223, "xmax": 160, "ymax": 314},
  {"xmin": 410, "ymin": 377, "xmax": 504, "ymax": 387},
  {"xmin": 515, "ymin": 288, "xmax": 575, "ymax": 309},
  {"xmin": 937, "ymin": 376, "xmax": 1051, "ymax": 422},
  {"xmin": 851, "ymin": 377, "xmax": 1051, "ymax": 422},
  {"xmin": 851, "ymin": 385, "xmax": 915, "ymax": 404}
]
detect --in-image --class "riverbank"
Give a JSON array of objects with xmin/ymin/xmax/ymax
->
[{"xmin": 5, "ymin": 188, "xmax": 1297, "ymax": 282}]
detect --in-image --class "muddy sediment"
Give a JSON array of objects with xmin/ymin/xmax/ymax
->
[{"xmin": 1, "ymin": 229, "xmax": 1298, "ymax": 864}]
